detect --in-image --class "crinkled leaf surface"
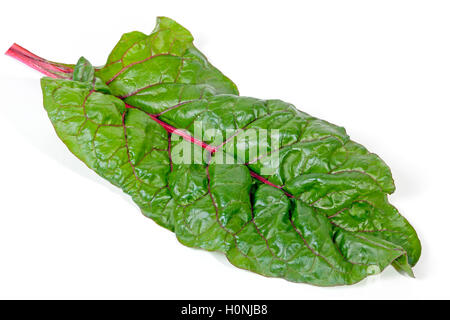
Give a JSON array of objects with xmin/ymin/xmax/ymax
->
[{"xmin": 37, "ymin": 17, "xmax": 421, "ymax": 286}]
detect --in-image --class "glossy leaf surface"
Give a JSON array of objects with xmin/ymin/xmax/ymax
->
[{"xmin": 16, "ymin": 17, "xmax": 421, "ymax": 286}]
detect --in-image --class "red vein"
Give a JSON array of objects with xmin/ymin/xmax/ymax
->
[
  {"xmin": 124, "ymin": 103, "xmax": 295, "ymax": 198},
  {"xmin": 155, "ymin": 100, "xmax": 195, "ymax": 117},
  {"xmin": 122, "ymin": 110, "xmax": 146, "ymax": 185},
  {"xmin": 289, "ymin": 218, "xmax": 347, "ymax": 275},
  {"xmin": 168, "ymin": 133, "xmax": 173, "ymax": 172},
  {"xmin": 125, "ymin": 104, "xmax": 216, "ymax": 153},
  {"xmin": 206, "ymin": 163, "xmax": 234, "ymax": 235},
  {"xmin": 119, "ymin": 82, "xmax": 163, "ymax": 99},
  {"xmin": 106, "ymin": 53, "xmax": 174, "ymax": 84}
]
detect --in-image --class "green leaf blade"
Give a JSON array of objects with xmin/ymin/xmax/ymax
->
[{"xmin": 35, "ymin": 17, "xmax": 420, "ymax": 286}]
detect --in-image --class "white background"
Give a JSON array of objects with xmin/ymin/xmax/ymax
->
[{"xmin": 0, "ymin": 0, "xmax": 449, "ymax": 299}]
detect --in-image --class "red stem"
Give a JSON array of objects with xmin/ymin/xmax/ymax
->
[
  {"xmin": 5, "ymin": 43, "xmax": 73, "ymax": 79},
  {"xmin": 8, "ymin": 44, "xmax": 294, "ymax": 198}
]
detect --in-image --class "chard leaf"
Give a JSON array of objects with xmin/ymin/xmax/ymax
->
[
  {"xmin": 10, "ymin": 17, "xmax": 421, "ymax": 286},
  {"xmin": 73, "ymin": 57, "xmax": 95, "ymax": 83}
]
